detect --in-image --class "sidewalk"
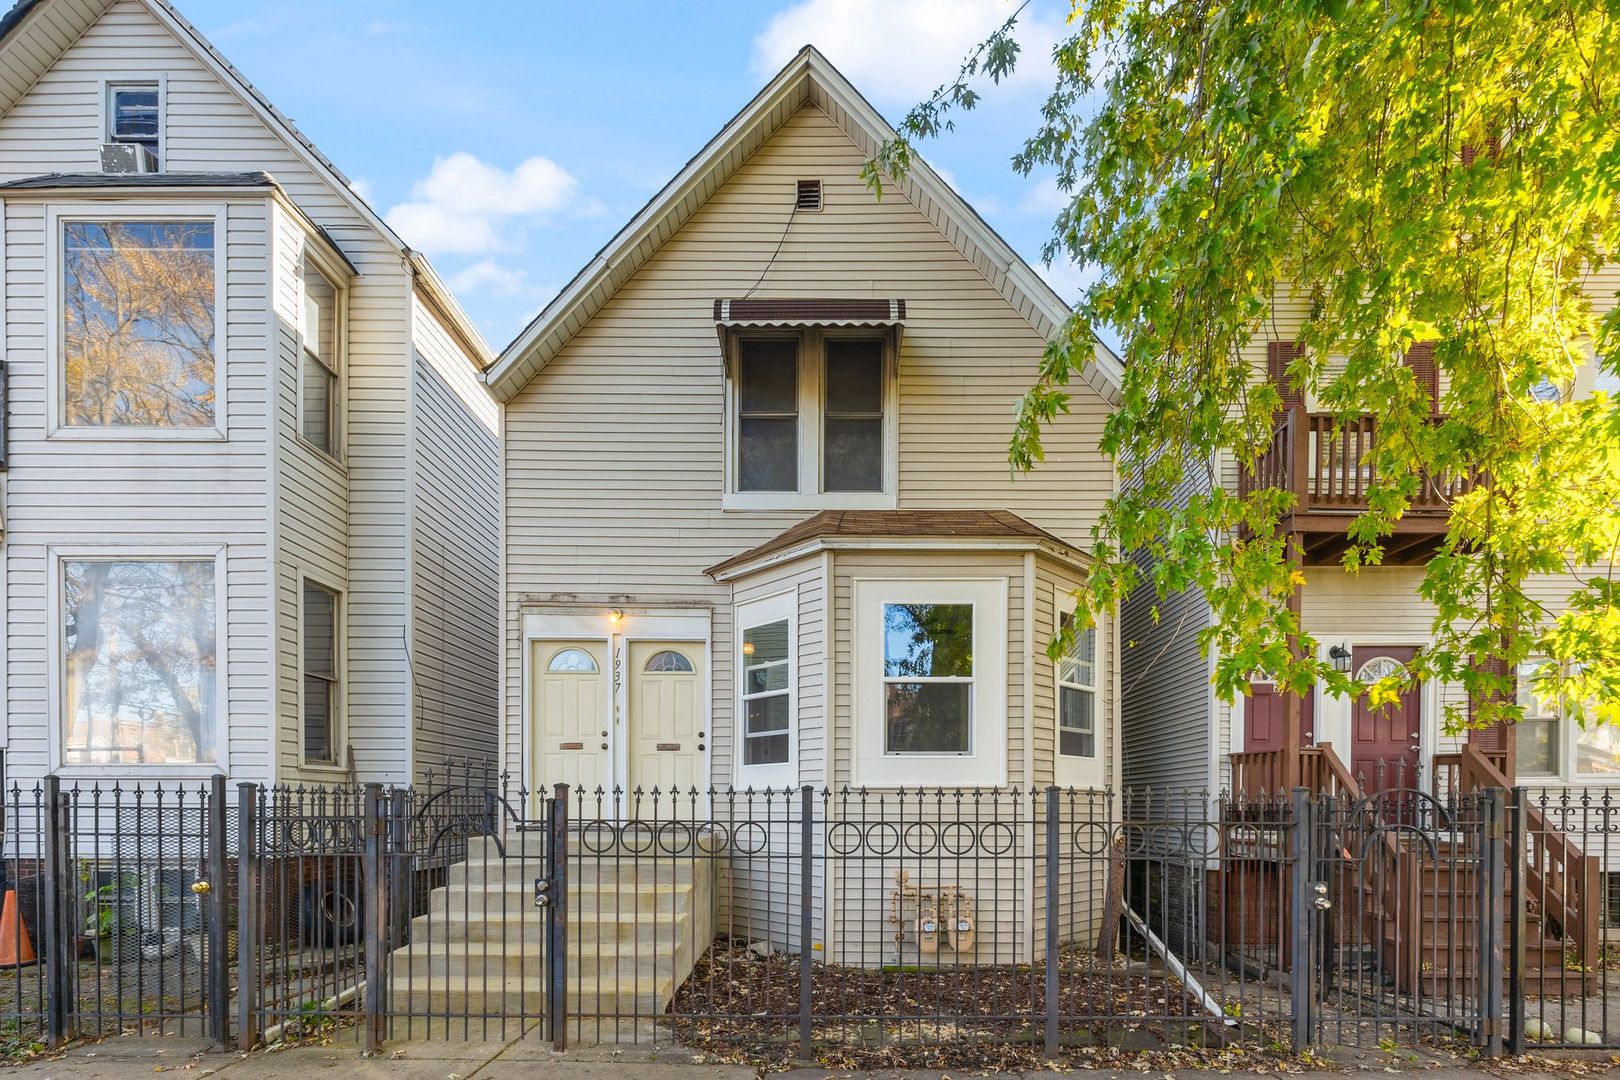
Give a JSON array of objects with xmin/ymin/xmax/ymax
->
[{"xmin": 5, "ymin": 1033, "xmax": 1619, "ymax": 1080}]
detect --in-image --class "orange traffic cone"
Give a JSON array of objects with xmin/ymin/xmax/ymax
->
[{"xmin": 0, "ymin": 889, "xmax": 36, "ymax": 967}]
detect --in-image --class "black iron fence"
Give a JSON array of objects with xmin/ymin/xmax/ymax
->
[{"xmin": 0, "ymin": 764, "xmax": 1615, "ymax": 1062}]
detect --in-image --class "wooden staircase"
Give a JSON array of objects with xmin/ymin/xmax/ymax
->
[
  {"xmin": 387, "ymin": 830, "xmax": 715, "ymax": 1031},
  {"xmin": 1228, "ymin": 742, "xmax": 1600, "ymax": 998}
]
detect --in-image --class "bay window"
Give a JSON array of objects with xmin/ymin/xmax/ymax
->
[
  {"xmin": 62, "ymin": 558, "xmax": 217, "ymax": 766},
  {"xmin": 737, "ymin": 592, "xmax": 795, "ymax": 780},
  {"xmin": 301, "ymin": 258, "xmax": 341, "ymax": 456},
  {"xmin": 61, "ymin": 217, "xmax": 217, "ymax": 430},
  {"xmin": 855, "ymin": 579, "xmax": 1006, "ymax": 787},
  {"xmin": 303, "ymin": 581, "xmax": 340, "ymax": 765},
  {"xmin": 1057, "ymin": 612, "xmax": 1098, "ymax": 758}
]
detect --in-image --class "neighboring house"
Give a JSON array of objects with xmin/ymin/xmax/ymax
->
[
  {"xmin": 0, "ymin": 0, "xmax": 502, "ymax": 787},
  {"xmin": 1119, "ymin": 252, "xmax": 1620, "ymax": 980},
  {"xmin": 482, "ymin": 47, "xmax": 1124, "ymax": 966}
]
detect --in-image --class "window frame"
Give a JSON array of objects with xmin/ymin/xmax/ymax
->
[
  {"xmin": 853, "ymin": 577, "xmax": 1007, "ymax": 788},
  {"xmin": 735, "ymin": 590, "xmax": 796, "ymax": 786},
  {"xmin": 47, "ymin": 203, "xmax": 228, "ymax": 440},
  {"xmin": 48, "ymin": 545, "xmax": 228, "ymax": 777},
  {"xmin": 1056, "ymin": 610, "xmax": 1101, "ymax": 760},
  {"xmin": 299, "ymin": 576, "xmax": 344, "ymax": 770},
  {"xmin": 101, "ymin": 76, "xmax": 166, "ymax": 167},
  {"xmin": 722, "ymin": 327, "xmax": 898, "ymax": 510},
  {"xmin": 296, "ymin": 247, "xmax": 346, "ymax": 462}
]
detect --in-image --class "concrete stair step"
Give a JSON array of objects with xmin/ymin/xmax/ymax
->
[
  {"xmin": 407, "ymin": 908, "xmax": 692, "ymax": 946},
  {"xmin": 390, "ymin": 973, "xmax": 674, "ymax": 1014},
  {"xmin": 449, "ymin": 859, "xmax": 701, "ymax": 887},
  {"xmin": 390, "ymin": 945, "xmax": 689, "ymax": 981},
  {"xmin": 428, "ymin": 880, "xmax": 695, "ymax": 916}
]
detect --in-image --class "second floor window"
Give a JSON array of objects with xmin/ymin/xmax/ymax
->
[
  {"xmin": 301, "ymin": 258, "xmax": 340, "ymax": 456},
  {"xmin": 733, "ymin": 333, "xmax": 889, "ymax": 502},
  {"xmin": 62, "ymin": 219, "xmax": 216, "ymax": 429}
]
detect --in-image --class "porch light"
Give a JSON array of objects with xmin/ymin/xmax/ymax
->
[
  {"xmin": 608, "ymin": 608, "xmax": 623, "ymax": 627},
  {"xmin": 1328, "ymin": 643, "xmax": 1352, "ymax": 673}
]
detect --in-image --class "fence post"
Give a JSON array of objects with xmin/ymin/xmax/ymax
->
[
  {"xmin": 205, "ymin": 774, "xmax": 230, "ymax": 1048},
  {"xmin": 799, "ymin": 785, "xmax": 814, "ymax": 1061},
  {"xmin": 1288, "ymin": 787, "xmax": 1314, "ymax": 1055},
  {"xmin": 1480, "ymin": 788, "xmax": 1506, "ymax": 1056},
  {"xmin": 549, "ymin": 783, "xmax": 569, "ymax": 1053},
  {"xmin": 235, "ymin": 783, "xmax": 259, "ymax": 1052},
  {"xmin": 387, "ymin": 788, "xmax": 410, "ymax": 947},
  {"xmin": 362, "ymin": 783, "xmax": 385, "ymax": 1053},
  {"xmin": 1507, "ymin": 786, "xmax": 1526, "ymax": 1056},
  {"xmin": 41, "ymin": 776, "xmax": 67, "ymax": 1048},
  {"xmin": 1044, "ymin": 786, "xmax": 1060, "ymax": 1057}
]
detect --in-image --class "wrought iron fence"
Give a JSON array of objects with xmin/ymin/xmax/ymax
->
[{"xmin": 0, "ymin": 758, "xmax": 1615, "ymax": 1062}]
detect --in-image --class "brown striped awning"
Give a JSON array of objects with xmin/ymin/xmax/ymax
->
[{"xmin": 713, "ymin": 298, "xmax": 905, "ymax": 327}]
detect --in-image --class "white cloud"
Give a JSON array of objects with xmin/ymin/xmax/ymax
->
[
  {"xmin": 753, "ymin": 0, "xmax": 1061, "ymax": 104},
  {"xmin": 385, "ymin": 152, "xmax": 587, "ymax": 257},
  {"xmin": 448, "ymin": 258, "xmax": 551, "ymax": 302},
  {"xmin": 1019, "ymin": 175, "xmax": 1072, "ymax": 216},
  {"xmin": 348, "ymin": 177, "xmax": 375, "ymax": 205},
  {"xmin": 1037, "ymin": 257, "xmax": 1101, "ymax": 304}
]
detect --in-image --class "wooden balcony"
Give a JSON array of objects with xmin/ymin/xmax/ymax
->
[{"xmin": 1238, "ymin": 409, "xmax": 1479, "ymax": 564}]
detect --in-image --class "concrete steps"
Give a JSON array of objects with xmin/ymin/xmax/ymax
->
[{"xmin": 387, "ymin": 829, "xmax": 715, "ymax": 1041}]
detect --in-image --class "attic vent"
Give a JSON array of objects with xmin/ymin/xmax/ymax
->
[{"xmin": 795, "ymin": 179, "xmax": 822, "ymax": 211}]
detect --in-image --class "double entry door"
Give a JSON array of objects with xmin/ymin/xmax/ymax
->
[{"xmin": 531, "ymin": 638, "xmax": 707, "ymax": 800}]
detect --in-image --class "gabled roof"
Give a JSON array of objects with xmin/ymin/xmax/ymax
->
[
  {"xmin": 705, "ymin": 508, "xmax": 1089, "ymax": 581},
  {"xmin": 0, "ymin": 0, "xmax": 493, "ymax": 366},
  {"xmin": 486, "ymin": 45, "xmax": 1123, "ymax": 405}
]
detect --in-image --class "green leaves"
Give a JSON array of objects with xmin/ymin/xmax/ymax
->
[{"xmin": 872, "ymin": 0, "xmax": 1620, "ymax": 732}]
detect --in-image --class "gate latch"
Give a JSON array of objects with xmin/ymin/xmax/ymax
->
[
  {"xmin": 1311, "ymin": 880, "xmax": 1331, "ymax": 911},
  {"xmin": 534, "ymin": 877, "xmax": 551, "ymax": 908}
]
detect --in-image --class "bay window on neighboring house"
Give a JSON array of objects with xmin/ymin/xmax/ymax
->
[
  {"xmin": 729, "ymin": 331, "xmax": 895, "ymax": 508},
  {"xmin": 854, "ymin": 579, "xmax": 1006, "ymax": 787},
  {"xmin": 300, "ymin": 256, "xmax": 341, "ymax": 457},
  {"xmin": 58, "ymin": 213, "xmax": 220, "ymax": 433},
  {"xmin": 737, "ymin": 592, "xmax": 794, "ymax": 784},
  {"xmin": 1057, "ymin": 612, "xmax": 1099, "ymax": 758},
  {"xmin": 302, "ymin": 581, "xmax": 341, "ymax": 766},
  {"xmin": 61, "ymin": 558, "xmax": 218, "ymax": 767},
  {"xmin": 1516, "ymin": 659, "xmax": 1619, "ymax": 780}
]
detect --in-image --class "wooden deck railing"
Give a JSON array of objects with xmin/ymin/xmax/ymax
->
[
  {"xmin": 1229, "ymin": 744, "xmax": 1361, "ymax": 799},
  {"xmin": 1238, "ymin": 409, "xmax": 1478, "ymax": 514}
]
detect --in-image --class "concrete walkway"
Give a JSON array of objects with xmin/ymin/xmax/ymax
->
[{"xmin": 5, "ymin": 1035, "xmax": 1616, "ymax": 1080}]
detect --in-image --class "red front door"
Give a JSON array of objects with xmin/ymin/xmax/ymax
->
[
  {"xmin": 1244, "ymin": 681, "xmax": 1315, "ymax": 751},
  {"xmin": 1350, "ymin": 645, "xmax": 1422, "ymax": 790}
]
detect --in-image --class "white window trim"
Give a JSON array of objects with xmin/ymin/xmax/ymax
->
[
  {"xmin": 46, "ymin": 544, "xmax": 229, "ymax": 778},
  {"xmin": 722, "ymin": 328, "xmax": 900, "ymax": 510},
  {"xmin": 100, "ymin": 75, "xmax": 167, "ymax": 168},
  {"xmin": 853, "ymin": 577, "xmax": 1007, "ymax": 788},
  {"xmin": 45, "ymin": 202, "xmax": 228, "ymax": 440},
  {"xmin": 735, "ymin": 589, "xmax": 796, "ymax": 787},
  {"xmin": 297, "ymin": 574, "xmax": 345, "ymax": 771},
  {"xmin": 1055, "ymin": 603, "xmax": 1102, "ymax": 761},
  {"xmin": 1517, "ymin": 658, "xmax": 1617, "ymax": 783},
  {"xmin": 295, "ymin": 243, "xmax": 348, "ymax": 464}
]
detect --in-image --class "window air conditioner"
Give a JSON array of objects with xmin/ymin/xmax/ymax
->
[{"xmin": 100, "ymin": 142, "xmax": 159, "ymax": 174}]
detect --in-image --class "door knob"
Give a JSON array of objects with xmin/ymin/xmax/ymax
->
[
  {"xmin": 601, "ymin": 730, "xmax": 609, "ymax": 738},
  {"xmin": 698, "ymin": 744, "xmax": 706, "ymax": 751},
  {"xmin": 1409, "ymin": 745, "xmax": 1420, "ymax": 753},
  {"xmin": 600, "ymin": 742, "xmax": 609, "ymax": 750}
]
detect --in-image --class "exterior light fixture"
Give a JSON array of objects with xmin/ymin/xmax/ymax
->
[
  {"xmin": 742, "ymin": 641, "xmax": 755, "ymax": 656},
  {"xmin": 609, "ymin": 608, "xmax": 623, "ymax": 627},
  {"xmin": 1328, "ymin": 643, "xmax": 1352, "ymax": 673}
]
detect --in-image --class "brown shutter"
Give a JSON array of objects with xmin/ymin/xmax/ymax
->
[
  {"xmin": 1468, "ymin": 654, "xmax": 1514, "ymax": 750},
  {"xmin": 1267, "ymin": 341, "xmax": 1304, "ymax": 413},
  {"xmin": 1403, "ymin": 341, "xmax": 1439, "ymax": 414}
]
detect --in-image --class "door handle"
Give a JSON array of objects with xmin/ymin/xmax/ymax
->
[
  {"xmin": 600, "ymin": 742, "xmax": 609, "ymax": 750},
  {"xmin": 1409, "ymin": 745, "xmax": 1420, "ymax": 753},
  {"xmin": 601, "ymin": 730, "xmax": 609, "ymax": 738}
]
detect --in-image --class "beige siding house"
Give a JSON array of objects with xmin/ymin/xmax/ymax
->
[
  {"xmin": 0, "ymin": 0, "xmax": 501, "ymax": 786},
  {"xmin": 486, "ymin": 49, "xmax": 1123, "ymax": 963}
]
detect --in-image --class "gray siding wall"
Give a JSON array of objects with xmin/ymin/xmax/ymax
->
[{"xmin": 409, "ymin": 295, "xmax": 500, "ymax": 778}]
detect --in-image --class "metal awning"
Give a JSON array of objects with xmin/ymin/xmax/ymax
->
[{"xmin": 712, "ymin": 297, "xmax": 905, "ymax": 328}]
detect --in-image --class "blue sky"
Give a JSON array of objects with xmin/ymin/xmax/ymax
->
[{"xmin": 185, "ymin": 0, "xmax": 1083, "ymax": 351}]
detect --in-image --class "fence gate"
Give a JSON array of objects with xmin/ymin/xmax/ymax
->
[{"xmin": 1297, "ymin": 787, "xmax": 1503, "ymax": 1053}]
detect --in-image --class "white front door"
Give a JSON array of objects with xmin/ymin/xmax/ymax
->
[
  {"xmin": 531, "ymin": 640, "xmax": 611, "ymax": 796},
  {"xmin": 627, "ymin": 640, "xmax": 705, "ymax": 794}
]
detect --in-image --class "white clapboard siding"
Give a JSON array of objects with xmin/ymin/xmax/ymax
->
[
  {"xmin": 409, "ymin": 295, "xmax": 501, "ymax": 779},
  {"xmin": 501, "ymin": 104, "xmax": 1116, "ymax": 786}
]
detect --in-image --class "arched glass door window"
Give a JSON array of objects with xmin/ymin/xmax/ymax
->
[
  {"xmin": 548, "ymin": 648, "xmax": 598, "ymax": 673},
  {"xmin": 643, "ymin": 649, "xmax": 695, "ymax": 674}
]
